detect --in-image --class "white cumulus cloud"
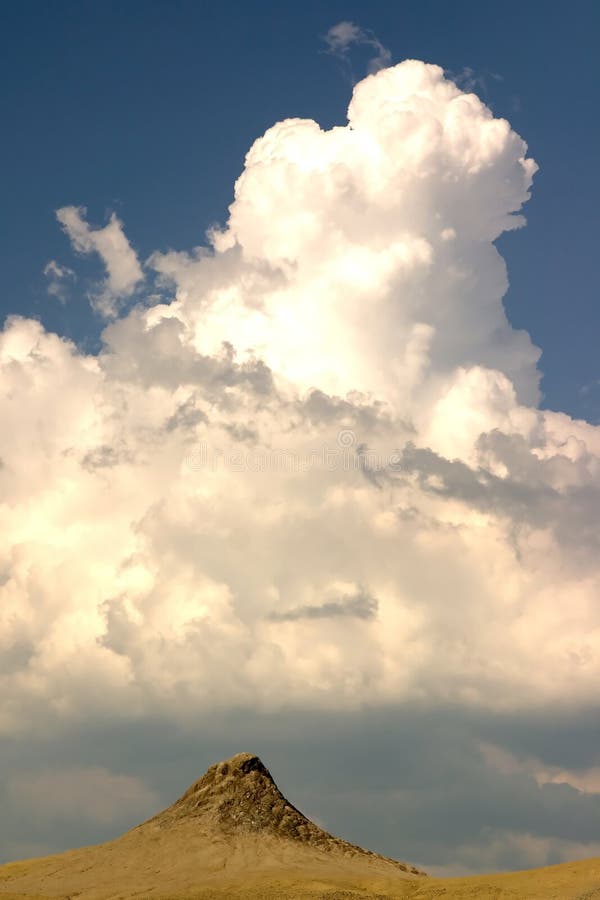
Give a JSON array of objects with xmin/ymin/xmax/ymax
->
[{"xmin": 0, "ymin": 60, "xmax": 598, "ymax": 739}]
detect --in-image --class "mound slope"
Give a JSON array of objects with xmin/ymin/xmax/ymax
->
[{"xmin": 150, "ymin": 752, "xmax": 423, "ymax": 865}]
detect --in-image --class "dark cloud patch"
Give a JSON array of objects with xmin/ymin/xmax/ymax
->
[
  {"xmin": 268, "ymin": 587, "xmax": 378, "ymax": 622},
  {"xmin": 370, "ymin": 436, "xmax": 600, "ymax": 571},
  {"xmin": 0, "ymin": 639, "xmax": 34, "ymax": 675},
  {"xmin": 222, "ymin": 422, "xmax": 259, "ymax": 443},
  {"xmin": 165, "ymin": 395, "xmax": 208, "ymax": 433},
  {"xmin": 302, "ymin": 388, "xmax": 397, "ymax": 432},
  {"xmin": 393, "ymin": 439, "xmax": 556, "ymax": 524},
  {"xmin": 356, "ymin": 443, "xmax": 385, "ymax": 490},
  {"xmin": 101, "ymin": 314, "xmax": 274, "ymax": 398},
  {"xmin": 97, "ymin": 596, "xmax": 136, "ymax": 658},
  {"xmin": 81, "ymin": 444, "xmax": 132, "ymax": 471}
]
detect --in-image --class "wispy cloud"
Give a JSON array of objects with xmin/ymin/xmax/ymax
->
[
  {"xmin": 445, "ymin": 65, "xmax": 503, "ymax": 103},
  {"xmin": 323, "ymin": 21, "xmax": 392, "ymax": 80},
  {"xmin": 43, "ymin": 259, "xmax": 75, "ymax": 304},
  {"xmin": 56, "ymin": 206, "xmax": 143, "ymax": 318}
]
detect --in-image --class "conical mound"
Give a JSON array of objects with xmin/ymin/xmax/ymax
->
[
  {"xmin": 0, "ymin": 752, "xmax": 425, "ymax": 900},
  {"xmin": 147, "ymin": 751, "xmax": 423, "ymax": 865}
]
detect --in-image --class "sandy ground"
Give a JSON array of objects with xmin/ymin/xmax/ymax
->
[
  {"xmin": 0, "ymin": 822, "xmax": 420, "ymax": 900},
  {"xmin": 2, "ymin": 832, "xmax": 600, "ymax": 900}
]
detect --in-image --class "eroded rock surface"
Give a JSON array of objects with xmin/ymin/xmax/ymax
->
[{"xmin": 150, "ymin": 751, "xmax": 422, "ymax": 874}]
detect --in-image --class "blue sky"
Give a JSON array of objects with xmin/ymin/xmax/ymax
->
[
  {"xmin": 1, "ymin": 0, "xmax": 599, "ymax": 418},
  {"xmin": 2, "ymin": 1, "xmax": 600, "ymax": 878}
]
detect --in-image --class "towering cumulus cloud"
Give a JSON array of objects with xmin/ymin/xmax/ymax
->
[{"xmin": 1, "ymin": 61, "xmax": 599, "ymax": 736}]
